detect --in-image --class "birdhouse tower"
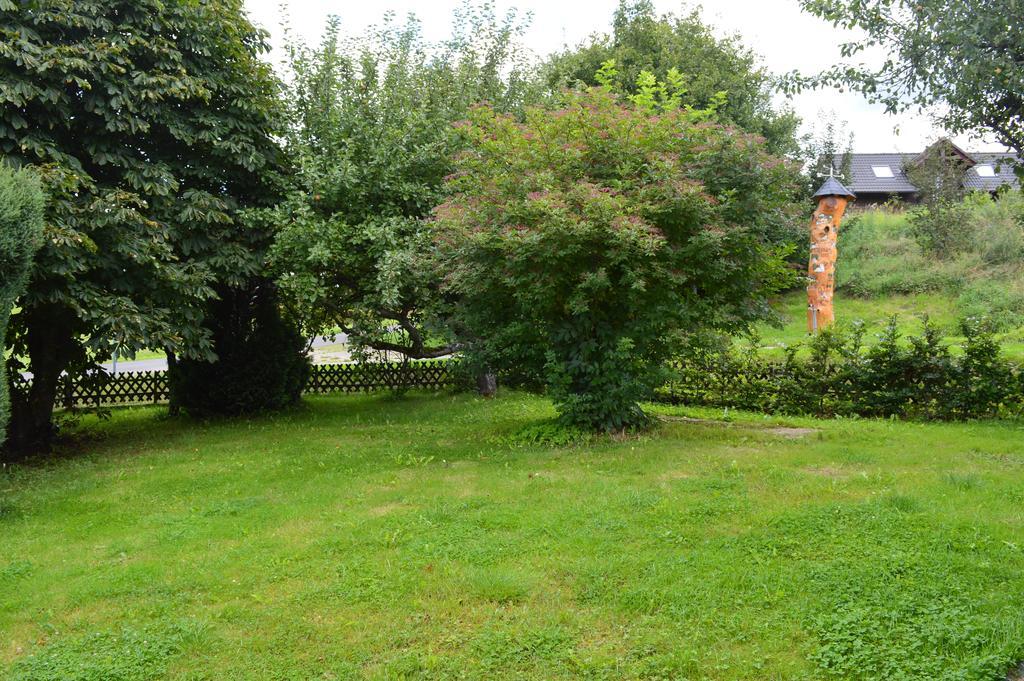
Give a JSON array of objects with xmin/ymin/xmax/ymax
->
[{"xmin": 807, "ymin": 175, "xmax": 855, "ymax": 333}]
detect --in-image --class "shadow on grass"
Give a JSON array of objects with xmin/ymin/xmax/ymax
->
[{"xmin": 9, "ymin": 389, "xmax": 516, "ymax": 470}]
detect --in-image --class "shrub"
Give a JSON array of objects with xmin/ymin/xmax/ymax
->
[
  {"xmin": 265, "ymin": 7, "xmax": 540, "ymax": 361},
  {"xmin": 432, "ymin": 81, "xmax": 800, "ymax": 430},
  {"xmin": 955, "ymin": 281, "xmax": 1024, "ymax": 332},
  {"xmin": 0, "ymin": 167, "xmax": 45, "ymax": 448},
  {"xmin": 949, "ymin": 318, "xmax": 1019, "ymax": 418},
  {"xmin": 907, "ymin": 201, "xmax": 974, "ymax": 257},
  {"xmin": 662, "ymin": 318, "xmax": 1022, "ymax": 420},
  {"xmin": 169, "ymin": 283, "xmax": 309, "ymax": 417}
]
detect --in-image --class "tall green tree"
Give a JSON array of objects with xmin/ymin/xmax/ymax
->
[
  {"xmin": 0, "ymin": 0, "xmax": 284, "ymax": 453},
  {"xmin": 431, "ymin": 81, "xmax": 800, "ymax": 430},
  {"xmin": 544, "ymin": 0, "xmax": 801, "ymax": 155},
  {"xmin": 0, "ymin": 166, "xmax": 44, "ymax": 448},
  {"xmin": 790, "ymin": 0, "xmax": 1024, "ymax": 161},
  {"xmin": 904, "ymin": 141, "xmax": 977, "ymax": 256},
  {"xmin": 804, "ymin": 112, "xmax": 854, "ymax": 193},
  {"xmin": 266, "ymin": 4, "xmax": 542, "ymax": 359}
]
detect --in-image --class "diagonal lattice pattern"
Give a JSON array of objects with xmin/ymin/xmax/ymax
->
[
  {"xmin": 307, "ymin": 360, "xmax": 455, "ymax": 394},
  {"xmin": 13, "ymin": 360, "xmax": 459, "ymax": 411}
]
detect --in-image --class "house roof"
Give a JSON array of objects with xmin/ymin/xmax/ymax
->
[
  {"xmin": 833, "ymin": 153, "xmax": 920, "ymax": 194},
  {"xmin": 963, "ymin": 152, "xmax": 1020, "ymax": 192},
  {"xmin": 910, "ymin": 138, "xmax": 975, "ymax": 167},
  {"xmin": 832, "ymin": 148, "xmax": 1021, "ymax": 196}
]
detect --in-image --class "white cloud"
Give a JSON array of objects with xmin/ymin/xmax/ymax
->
[{"xmin": 243, "ymin": 0, "xmax": 1008, "ymax": 153}]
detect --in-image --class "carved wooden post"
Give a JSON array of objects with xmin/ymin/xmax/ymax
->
[{"xmin": 807, "ymin": 177, "xmax": 856, "ymax": 333}]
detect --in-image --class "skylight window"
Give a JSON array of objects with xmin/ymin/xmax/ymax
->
[
  {"xmin": 871, "ymin": 165, "xmax": 894, "ymax": 178},
  {"xmin": 975, "ymin": 164, "xmax": 996, "ymax": 177}
]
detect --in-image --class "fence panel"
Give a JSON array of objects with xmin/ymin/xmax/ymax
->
[
  {"xmin": 307, "ymin": 360, "xmax": 456, "ymax": 394},
  {"xmin": 13, "ymin": 360, "xmax": 459, "ymax": 411}
]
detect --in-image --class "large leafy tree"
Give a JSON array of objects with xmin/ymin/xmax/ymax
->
[
  {"xmin": 791, "ymin": 0, "xmax": 1024, "ymax": 159},
  {"xmin": 0, "ymin": 166, "xmax": 44, "ymax": 448},
  {"xmin": 803, "ymin": 112, "xmax": 854, "ymax": 194},
  {"xmin": 543, "ymin": 0, "xmax": 801, "ymax": 156},
  {"xmin": 431, "ymin": 81, "xmax": 801, "ymax": 430},
  {"xmin": 0, "ymin": 0, "xmax": 284, "ymax": 453},
  {"xmin": 266, "ymin": 5, "xmax": 542, "ymax": 360}
]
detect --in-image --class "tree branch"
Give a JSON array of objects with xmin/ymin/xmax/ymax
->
[{"xmin": 341, "ymin": 308, "xmax": 456, "ymax": 360}]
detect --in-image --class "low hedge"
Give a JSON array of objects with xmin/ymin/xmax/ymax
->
[{"xmin": 660, "ymin": 318, "xmax": 1023, "ymax": 420}]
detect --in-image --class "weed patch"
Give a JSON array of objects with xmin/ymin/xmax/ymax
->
[{"xmin": 8, "ymin": 621, "xmax": 205, "ymax": 681}]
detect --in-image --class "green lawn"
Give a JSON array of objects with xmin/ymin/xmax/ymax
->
[
  {"xmin": 2, "ymin": 393, "xmax": 1024, "ymax": 680},
  {"xmin": 756, "ymin": 291, "xmax": 1024, "ymax": 361},
  {"xmin": 121, "ymin": 349, "xmax": 167, "ymax": 362}
]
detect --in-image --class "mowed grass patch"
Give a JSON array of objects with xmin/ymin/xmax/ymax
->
[{"xmin": 1, "ymin": 393, "xmax": 1024, "ymax": 679}]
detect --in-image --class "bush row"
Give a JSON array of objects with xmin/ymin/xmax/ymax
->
[{"xmin": 659, "ymin": 319, "xmax": 1023, "ymax": 420}]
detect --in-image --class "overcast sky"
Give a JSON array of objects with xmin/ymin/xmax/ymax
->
[{"xmin": 242, "ymin": 0, "xmax": 1007, "ymax": 153}]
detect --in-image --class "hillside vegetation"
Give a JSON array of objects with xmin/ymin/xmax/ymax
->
[
  {"xmin": 755, "ymin": 193, "xmax": 1024, "ymax": 360},
  {"xmin": 840, "ymin": 193, "xmax": 1024, "ymax": 328}
]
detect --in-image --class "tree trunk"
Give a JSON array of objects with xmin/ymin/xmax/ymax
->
[
  {"xmin": 166, "ymin": 350, "xmax": 180, "ymax": 416},
  {"xmin": 476, "ymin": 372, "xmax": 497, "ymax": 398},
  {"xmin": 4, "ymin": 305, "xmax": 76, "ymax": 458}
]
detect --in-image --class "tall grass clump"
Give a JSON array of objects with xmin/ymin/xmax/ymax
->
[{"xmin": 838, "ymin": 209, "xmax": 963, "ymax": 295}]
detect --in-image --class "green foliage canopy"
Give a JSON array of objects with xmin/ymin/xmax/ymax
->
[
  {"xmin": 791, "ymin": 0, "xmax": 1024, "ymax": 160},
  {"xmin": 0, "ymin": 165, "xmax": 44, "ymax": 447},
  {"xmin": 544, "ymin": 0, "xmax": 801, "ymax": 155},
  {"xmin": 266, "ymin": 5, "xmax": 542, "ymax": 359},
  {"xmin": 431, "ymin": 85, "xmax": 801, "ymax": 430},
  {"xmin": 0, "ymin": 0, "xmax": 284, "ymax": 451}
]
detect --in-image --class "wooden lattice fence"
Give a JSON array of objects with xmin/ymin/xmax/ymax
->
[
  {"xmin": 306, "ymin": 360, "xmax": 457, "ymax": 394},
  {"xmin": 11, "ymin": 370, "xmax": 169, "ymax": 410},
  {"xmin": 12, "ymin": 360, "xmax": 460, "ymax": 411}
]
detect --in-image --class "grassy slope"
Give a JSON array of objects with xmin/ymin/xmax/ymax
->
[
  {"xmin": 2, "ymin": 393, "xmax": 1024, "ymax": 680},
  {"xmin": 756, "ymin": 291, "xmax": 956, "ymax": 348},
  {"xmin": 755, "ymin": 290, "xmax": 1024, "ymax": 361},
  {"xmin": 756, "ymin": 198, "xmax": 1024, "ymax": 361}
]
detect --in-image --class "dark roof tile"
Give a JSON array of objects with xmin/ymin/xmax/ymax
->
[
  {"xmin": 832, "ymin": 153, "xmax": 918, "ymax": 194},
  {"xmin": 963, "ymin": 153, "xmax": 1019, "ymax": 192},
  {"xmin": 831, "ymin": 151, "xmax": 1021, "ymax": 196},
  {"xmin": 813, "ymin": 176, "xmax": 856, "ymax": 198}
]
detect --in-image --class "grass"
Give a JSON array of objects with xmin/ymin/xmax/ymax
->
[
  {"xmin": 754, "ymin": 194, "xmax": 1024, "ymax": 361},
  {"xmin": 754, "ymin": 290, "xmax": 1024, "ymax": 361},
  {"xmin": 826, "ymin": 197, "xmax": 1024, "ymax": 345},
  {"xmin": 3, "ymin": 392, "xmax": 1024, "ymax": 679},
  {"xmin": 120, "ymin": 349, "xmax": 166, "ymax": 362}
]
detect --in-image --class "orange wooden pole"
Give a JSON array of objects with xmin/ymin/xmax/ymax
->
[{"xmin": 807, "ymin": 194, "xmax": 849, "ymax": 333}]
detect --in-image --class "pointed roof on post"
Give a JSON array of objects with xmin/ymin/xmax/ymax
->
[{"xmin": 813, "ymin": 176, "xmax": 856, "ymax": 199}]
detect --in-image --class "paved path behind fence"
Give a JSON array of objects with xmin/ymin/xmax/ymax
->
[
  {"xmin": 21, "ymin": 336, "xmax": 345, "ymax": 379},
  {"xmin": 14, "ymin": 358, "xmax": 459, "ymax": 411}
]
